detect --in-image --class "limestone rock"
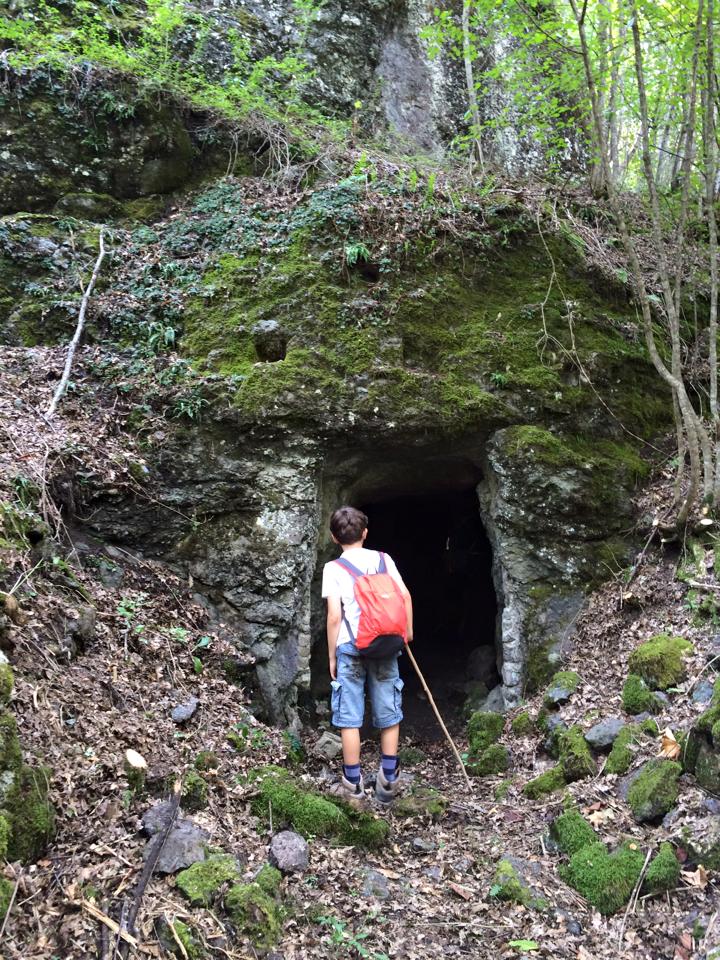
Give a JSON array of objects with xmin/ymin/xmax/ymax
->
[
  {"xmin": 362, "ymin": 868, "xmax": 390, "ymax": 900},
  {"xmin": 585, "ymin": 718, "xmax": 625, "ymax": 752},
  {"xmin": 145, "ymin": 819, "xmax": 210, "ymax": 875},
  {"xmin": 269, "ymin": 830, "xmax": 309, "ymax": 873},
  {"xmin": 172, "ymin": 697, "xmax": 199, "ymax": 724},
  {"xmin": 313, "ymin": 731, "xmax": 343, "ymax": 761}
]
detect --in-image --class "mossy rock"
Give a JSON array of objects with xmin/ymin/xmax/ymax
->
[
  {"xmin": 0, "ymin": 711, "xmax": 22, "ymax": 777},
  {"xmin": 181, "ymin": 770, "xmax": 209, "ymax": 812},
  {"xmin": 605, "ymin": 723, "xmax": 652, "ymax": 775},
  {"xmin": 525, "ymin": 639, "xmax": 561, "ymax": 695},
  {"xmin": 628, "ymin": 634, "xmax": 693, "ymax": 691},
  {"xmin": 467, "ymin": 711, "xmax": 504, "ymax": 755},
  {"xmin": 255, "ymin": 864, "xmax": 282, "ymax": 895},
  {"xmin": 467, "ymin": 743, "xmax": 509, "ymax": 777},
  {"xmin": 194, "ymin": 750, "xmax": 219, "ymax": 772},
  {"xmin": 510, "ymin": 711, "xmax": 533, "ymax": 737},
  {"xmin": 176, "ymin": 854, "xmax": 241, "ymax": 906},
  {"xmin": 558, "ymin": 725, "xmax": 596, "ymax": 782},
  {"xmin": 621, "ymin": 674, "xmax": 661, "ymax": 715},
  {"xmin": 3, "ymin": 765, "xmax": 55, "ymax": 862},
  {"xmin": 282, "ymin": 730, "xmax": 305, "ymax": 766},
  {"xmin": 550, "ymin": 809, "xmax": 596, "ymax": 855},
  {"xmin": 627, "ymin": 759, "xmax": 682, "ymax": 823},
  {"xmin": 523, "ymin": 765, "xmax": 566, "ymax": 799},
  {"xmin": 0, "ymin": 814, "xmax": 9, "ymax": 860},
  {"xmin": 224, "ymin": 880, "xmax": 283, "ymax": 949},
  {"xmin": 491, "ymin": 859, "xmax": 531, "ymax": 905},
  {"xmin": 559, "ymin": 841, "xmax": 644, "ymax": 915},
  {"xmin": 248, "ymin": 767, "xmax": 388, "ymax": 848},
  {"xmin": 644, "ymin": 842, "xmax": 680, "ymax": 895},
  {"xmin": 0, "ymin": 876, "xmax": 14, "ymax": 923},
  {"xmin": 543, "ymin": 671, "xmax": 580, "ymax": 707},
  {"xmin": 537, "ymin": 710, "xmax": 567, "ymax": 759},
  {"xmin": 393, "ymin": 785, "xmax": 448, "ymax": 820},
  {"xmin": 157, "ymin": 918, "xmax": 206, "ymax": 960},
  {"xmin": 0, "ymin": 663, "xmax": 13, "ymax": 706},
  {"xmin": 397, "ymin": 746, "xmax": 425, "ymax": 767}
]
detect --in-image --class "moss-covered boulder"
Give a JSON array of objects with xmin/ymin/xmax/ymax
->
[
  {"xmin": 621, "ymin": 674, "xmax": 661, "ymax": 715},
  {"xmin": 523, "ymin": 765, "xmax": 566, "ymax": 799},
  {"xmin": 225, "ymin": 869, "xmax": 283, "ymax": 949},
  {"xmin": 181, "ymin": 770, "xmax": 209, "ymax": 812},
  {"xmin": 0, "ymin": 711, "xmax": 22, "ymax": 777},
  {"xmin": 467, "ymin": 743, "xmax": 509, "ymax": 777},
  {"xmin": 3, "ymin": 765, "xmax": 55, "ymax": 862},
  {"xmin": 537, "ymin": 711, "xmax": 567, "ymax": 758},
  {"xmin": 157, "ymin": 918, "xmax": 207, "ymax": 960},
  {"xmin": 491, "ymin": 857, "xmax": 547, "ymax": 909},
  {"xmin": 543, "ymin": 671, "xmax": 580, "ymax": 707},
  {"xmin": 626, "ymin": 760, "xmax": 682, "ymax": 823},
  {"xmin": 559, "ymin": 841, "xmax": 644, "ymax": 915},
  {"xmin": 466, "ymin": 711, "xmax": 509, "ymax": 777},
  {"xmin": 644, "ymin": 843, "xmax": 680, "ymax": 894},
  {"xmin": 550, "ymin": 809, "xmax": 596, "ymax": 855},
  {"xmin": 248, "ymin": 767, "xmax": 387, "ymax": 848},
  {"xmin": 605, "ymin": 721, "xmax": 657, "ymax": 775},
  {"xmin": 510, "ymin": 711, "xmax": 533, "ymax": 736},
  {"xmin": 558, "ymin": 726, "xmax": 596, "ymax": 782},
  {"xmin": 628, "ymin": 634, "xmax": 694, "ymax": 691},
  {"xmin": 176, "ymin": 854, "xmax": 242, "ymax": 906},
  {"xmin": 393, "ymin": 786, "xmax": 448, "ymax": 820},
  {"xmin": 0, "ymin": 660, "xmax": 13, "ymax": 706}
]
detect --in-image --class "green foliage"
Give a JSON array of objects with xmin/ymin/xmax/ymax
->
[
  {"xmin": 318, "ymin": 915, "xmax": 390, "ymax": 960},
  {"xmin": 628, "ymin": 634, "xmax": 694, "ymax": 690},
  {"xmin": 0, "ymin": 0, "xmax": 341, "ymax": 157},
  {"xmin": 344, "ymin": 242, "xmax": 371, "ymax": 266}
]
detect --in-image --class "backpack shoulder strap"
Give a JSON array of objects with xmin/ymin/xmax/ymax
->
[
  {"xmin": 377, "ymin": 551, "xmax": 387, "ymax": 574},
  {"xmin": 335, "ymin": 556, "xmax": 365, "ymax": 580}
]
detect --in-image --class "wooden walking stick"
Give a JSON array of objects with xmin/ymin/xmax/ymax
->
[{"xmin": 404, "ymin": 643, "xmax": 471, "ymax": 789}]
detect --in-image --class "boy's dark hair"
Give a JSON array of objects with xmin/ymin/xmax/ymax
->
[{"xmin": 330, "ymin": 506, "xmax": 368, "ymax": 545}]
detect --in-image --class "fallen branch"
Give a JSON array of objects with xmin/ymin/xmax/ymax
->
[
  {"xmin": 118, "ymin": 779, "xmax": 181, "ymax": 959},
  {"xmin": 81, "ymin": 899, "xmax": 138, "ymax": 948},
  {"xmin": 46, "ymin": 230, "xmax": 107, "ymax": 418},
  {"xmin": 617, "ymin": 848, "xmax": 652, "ymax": 953},
  {"xmin": 685, "ymin": 579, "xmax": 720, "ymax": 593},
  {"xmin": 0, "ymin": 875, "xmax": 20, "ymax": 940}
]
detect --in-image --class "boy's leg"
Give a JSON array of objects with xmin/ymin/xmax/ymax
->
[
  {"xmin": 340, "ymin": 728, "xmax": 361, "ymax": 766},
  {"xmin": 367, "ymin": 657, "xmax": 404, "ymax": 802},
  {"xmin": 379, "ymin": 724, "xmax": 399, "ymax": 758},
  {"xmin": 330, "ymin": 651, "xmax": 367, "ymax": 801}
]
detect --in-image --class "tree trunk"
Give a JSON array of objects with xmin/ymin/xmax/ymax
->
[{"xmin": 462, "ymin": 0, "xmax": 485, "ymax": 170}]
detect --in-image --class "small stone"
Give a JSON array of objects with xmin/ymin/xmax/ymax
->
[
  {"xmin": 172, "ymin": 696, "xmax": 199, "ymax": 723},
  {"xmin": 145, "ymin": 819, "xmax": 209, "ymax": 875},
  {"xmin": 585, "ymin": 718, "xmax": 625, "ymax": 752},
  {"xmin": 362, "ymin": 868, "xmax": 390, "ymax": 899},
  {"xmin": 269, "ymin": 830, "xmax": 309, "ymax": 873},
  {"xmin": 703, "ymin": 797, "xmax": 720, "ymax": 815},
  {"xmin": 412, "ymin": 837, "xmax": 436, "ymax": 853},
  {"xmin": 313, "ymin": 731, "xmax": 343, "ymax": 761},
  {"xmin": 424, "ymin": 865, "xmax": 443, "ymax": 881},
  {"xmin": 142, "ymin": 801, "xmax": 178, "ymax": 836},
  {"xmin": 542, "ymin": 714, "xmax": 568, "ymax": 758},
  {"xmin": 544, "ymin": 670, "xmax": 580, "ymax": 706},
  {"xmin": 692, "ymin": 680, "xmax": 715, "ymax": 704}
]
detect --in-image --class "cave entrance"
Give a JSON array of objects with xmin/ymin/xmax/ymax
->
[{"xmin": 359, "ymin": 488, "xmax": 498, "ymax": 737}]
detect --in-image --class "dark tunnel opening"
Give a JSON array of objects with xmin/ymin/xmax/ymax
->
[{"xmin": 358, "ymin": 487, "xmax": 499, "ymax": 737}]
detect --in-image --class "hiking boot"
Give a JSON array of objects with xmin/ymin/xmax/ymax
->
[
  {"xmin": 374, "ymin": 764, "xmax": 402, "ymax": 805},
  {"xmin": 329, "ymin": 774, "xmax": 366, "ymax": 809}
]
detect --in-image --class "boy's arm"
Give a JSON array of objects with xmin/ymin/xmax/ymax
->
[{"xmin": 326, "ymin": 595, "xmax": 342, "ymax": 679}]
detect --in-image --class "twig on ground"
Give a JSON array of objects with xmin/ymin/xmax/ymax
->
[
  {"xmin": 0, "ymin": 875, "xmax": 20, "ymax": 940},
  {"xmin": 617, "ymin": 848, "xmax": 652, "ymax": 952}
]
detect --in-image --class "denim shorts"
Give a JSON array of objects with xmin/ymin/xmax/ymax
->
[{"xmin": 331, "ymin": 648, "xmax": 404, "ymax": 730}]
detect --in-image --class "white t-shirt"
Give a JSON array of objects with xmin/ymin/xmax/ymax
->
[{"xmin": 321, "ymin": 548, "xmax": 406, "ymax": 648}]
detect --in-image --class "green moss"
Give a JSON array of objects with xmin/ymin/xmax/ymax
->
[
  {"xmin": 644, "ymin": 842, "xmax": 680, "ymax": 894},
  {"xmin": 0, "ymin": 665, "xmax": 13, "ymax": 706},
  {"xmin": 491, "ymin": 859, "xmax": 530, "ymax": 904},
  {"xmin": 621, "ymin": 674, "xmax": 661, "ymax": 714},
  {"xmin": 181, "ymin": 770, "xmax": 208, "ymax": 812},
  {"xmin": 550, "ymin": 809, "xmax": 596, "ymax": 855},
  {"xmin": 248, "ymin": 767, "xmax": 387, "ymax": 848},
  {"xmin": 0, "ymin": 712, "xmax": 22, "ymax": 775},
  {"xmin": 543, "ymin": 670, "xmax": 580, "ymax": 706},
  {"xmin": 605, "ymin": 724, "xmax": 644, "ymax": 775},
  {"xmin": 627, "ymin": 760, "xmax": 682, "ymax": 822},
  {"xmin": 511, "ymin": 711, "xmax": 533, "ymax": 736},
  {"xmin": 282, "ymin": 729, "xmax": 305, "ymax": 766},
  {"xmin": 525, "ymin": 639, "xmax": 558, "ymax": 694},
  {"xmin": 696, "ymin": 702, "xmax": 720, "ymax": 740},
  {"xmin": 628, "ymin": 634, "xmax": 694, "ymax": 690},
  {"xmin": 558, "ymin": 726, "xmax": 596, "ymax": 781},
  {"xmin": 224, "ymin": 881, "xmax": 282, "ymax": 948},
  {"xmin": 467, "ymin": 743, "xmax": 509, "ymax": 777},
  {"xmin": 0, "ymin": 814, "xmax": 10, "ymax": 860},
  {"xmin": 255, "ymin": 863, "xmax": 282, "ymax": 895},
  {"xmin": 559, "ymin": 842, "xmax": 644, "ymax": 915},
  {"xmin": 494, "ymin": 780, "xmax": 512, "ymax": 800},
  {"xmin": 523, "ymin": 765, "xmax": 567, "ymax": 799},
  {"xmin": 0, "ymin": 876, "xmax": 13, "ymax": 923},
  {"xmin": 467, "ymin": 711, "xmax": 504, "ymax": 755},
  {"xmin": 163, "ymin": 919, "xmax": 206, "ymax": 960},
  {"xmin": 176, "ymin": 855, "xmax": 241, "ymax": 906},
  {"xmin": 194, "ymin": 750, "xmax": 218, "ymax": 772},
  {"xmin": 397, "ymin": 746, "xmax": 425, "ymax": 767},
  {"xmin": 3, "ymin": 765, "xmax": 55, "ymax": 862},
  {"xmin": 393, "ymin": 786, "xmax": 448, "ymax": 819}
]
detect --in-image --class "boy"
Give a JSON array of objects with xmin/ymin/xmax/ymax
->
[{"xmin": 321, "ymin": 505, "xmax": 413, "ymax": 805}]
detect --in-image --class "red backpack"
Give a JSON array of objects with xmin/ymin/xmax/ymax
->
[{"xmin": 335, "ymin": 552, "xmax": 407, "ymax": 658}]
